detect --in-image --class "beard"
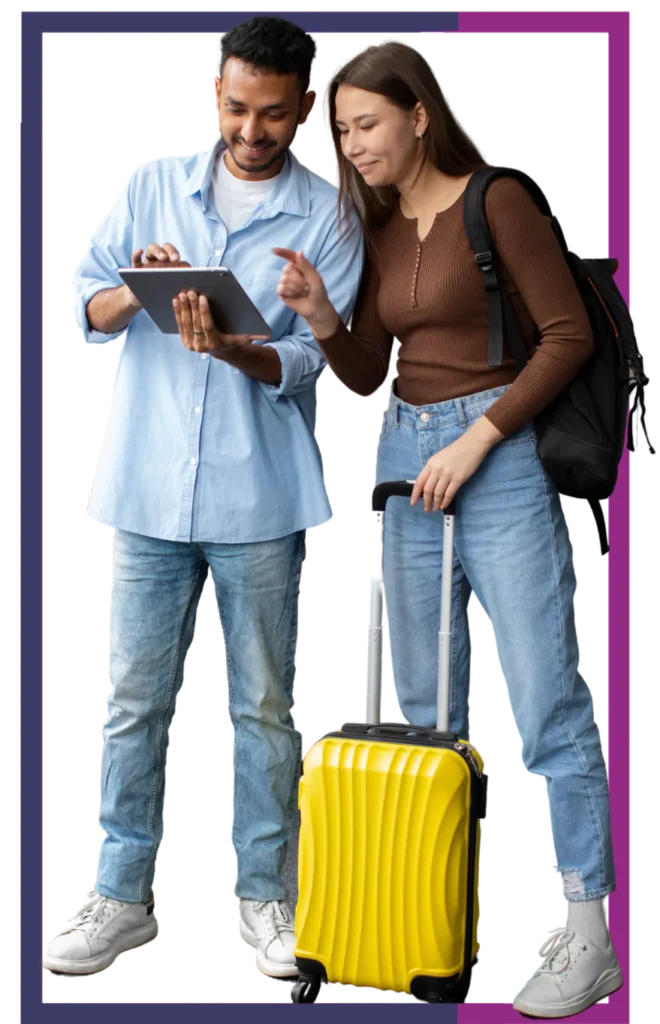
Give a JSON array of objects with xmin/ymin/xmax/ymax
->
[{"xmin": 227, "ymin": 138, "xmax": 282, "ymax": 174}]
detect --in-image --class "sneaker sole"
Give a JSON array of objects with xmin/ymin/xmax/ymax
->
[
  {"xmin": 43, "ymin": 918, "xmax": 158, "ymax": 976},
  {"xmin": 514, "ymin": 966, "xmax": 624, "ymax": 1019},
  {"xmin": 239, "ymin": 920, "xmax": 298, "ymax": 979}
]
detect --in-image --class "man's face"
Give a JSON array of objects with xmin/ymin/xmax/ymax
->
[{"xmin": 216, "ymin": 57, "xmax": 315, "ymax": 180}]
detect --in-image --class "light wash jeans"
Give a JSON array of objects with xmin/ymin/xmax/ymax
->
[
  {"xmin": 376, "ymin": 383, "xmax": 615, "ymax": 901},
  {"xmin": 96, "ymin": 528, "xmax": 306, "ymax": 904}
]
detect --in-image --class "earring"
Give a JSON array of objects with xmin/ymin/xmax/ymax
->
[{"xmin": 416, "ymin": 131, "xmax": 424, "ymax": 139}]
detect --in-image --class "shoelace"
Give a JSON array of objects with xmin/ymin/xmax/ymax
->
[
  {"xmin": 67, "ymin": 891, "xmax": 122, "ymax": 934},
  {"xmin": 536, "ymin": 928, "xmax": 588, "ymax": 976},
  {"xmin": 65, "ymin": 884, "xmax": 100, "ymax": 925},
  {"xmin": 251, "ymin": 901, "xmax": 294, "ymax": 944}
]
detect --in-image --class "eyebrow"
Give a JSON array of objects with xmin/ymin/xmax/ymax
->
[
  {"xmin": 225, "ymin": 96, "xmax": 288, "ymax": 111},
  {"xmin": 335, "ymin": 113, "xmax": 378, "ymax": 125}
]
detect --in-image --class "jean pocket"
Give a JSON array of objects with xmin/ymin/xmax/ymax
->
[
  {"xmin": 379, "ymin": 409, "xmax": 395, "ymax": 442},
  {"xmin": 499, "ymin": 421, "xmax": 536, "ymax": 446}
]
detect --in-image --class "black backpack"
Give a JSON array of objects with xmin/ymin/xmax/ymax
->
[{"xmin": 463, "ymin": 166, "xmax": 653, "ymax": 554}]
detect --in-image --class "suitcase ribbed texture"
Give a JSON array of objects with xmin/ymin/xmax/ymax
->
[{"xmin": 295, "ymin": 735, "xmax": 480, "ymax": 993}]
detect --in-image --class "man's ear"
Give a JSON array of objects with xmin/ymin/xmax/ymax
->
[
  {"xmin": 214, "ymin": 76, "xmax": 222, "ymax": 111},
  {"xmin": 300, "ymin": 88, "xmax": 317, "ymax": 123}
]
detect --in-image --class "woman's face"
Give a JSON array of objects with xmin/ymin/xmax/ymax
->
[{"xmin": 334, "ymin": 84, "xmax": 424, "ymax": 188}]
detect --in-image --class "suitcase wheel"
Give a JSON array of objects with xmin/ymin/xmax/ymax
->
[{"xmin": 291, "ymin": 977, "xmax": 321, "ymax": 1003}]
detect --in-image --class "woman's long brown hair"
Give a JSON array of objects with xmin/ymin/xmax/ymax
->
[{"xmin": 328, "ymin": 41, "xmax": 488, "ymax": 248}]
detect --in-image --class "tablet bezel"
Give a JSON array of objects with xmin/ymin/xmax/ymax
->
[{"xmin": 117, "ymin": 266, "xmax": 272, "ymax": 336}]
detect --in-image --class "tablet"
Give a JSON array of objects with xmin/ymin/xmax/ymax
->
[{"xmin": 118, "ymin": 266, "xmax": 272, "ymax": 336}]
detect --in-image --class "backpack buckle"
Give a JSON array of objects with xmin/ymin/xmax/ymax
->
[{"xmin": 475, "ymin": 251, "xmax": 493, "ymax": 272}]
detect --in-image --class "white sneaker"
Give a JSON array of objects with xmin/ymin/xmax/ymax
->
[
  {"xmin": 43, "ymin": 890, "xmax": 158, "ymax": 975},
  {"xmin": 239, "ymin": 899, "xmax": 298, "ymax": 978},
  {"xmin": 513, "ymin": 927, "xmax": 623, "ymax": 1018}
]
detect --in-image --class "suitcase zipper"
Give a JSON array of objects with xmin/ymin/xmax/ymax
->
[
  {"xmin": 455, "ymin": 741, "xmax": 481, "ymax": 776},
  {"xmin": 454, "ymin": 741, "xmax": 488, "ymax": 820}
]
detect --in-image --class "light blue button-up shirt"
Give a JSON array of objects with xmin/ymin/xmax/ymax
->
[{"xmin": 74, "ymin": 137, "xmax": 364, "ymax": 543}]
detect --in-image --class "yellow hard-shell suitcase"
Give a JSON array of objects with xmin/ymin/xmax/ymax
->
[{"xmin": 292, "ymin": 483, "xmax": 488, "ymax": 1004}]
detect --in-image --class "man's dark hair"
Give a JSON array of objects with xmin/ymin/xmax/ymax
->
[{"xmin": 220, "ymin": 17, "xmax": 316, "ymax": 95}]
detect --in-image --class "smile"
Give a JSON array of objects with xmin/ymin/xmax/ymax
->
[
  {"xmin": 237, "ymin": 141, "xmax": 272, "ymax": 154},
  {"xmin": 356, "ymin": 161, "xmax": 377, "ymax": 174}
]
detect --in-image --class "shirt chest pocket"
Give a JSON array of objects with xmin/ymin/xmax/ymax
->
[
  {"xmin": 239, "ymin": 263, "xmax": 283, "ymax": 307},
  {"xmin": 233, "ymin": 262, "xmax": 300, "ymax": 340}
]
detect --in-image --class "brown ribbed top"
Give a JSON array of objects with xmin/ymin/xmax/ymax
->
[{"xmin": 316, "ymin": 176, "xmax": 594, "ymax": 436}]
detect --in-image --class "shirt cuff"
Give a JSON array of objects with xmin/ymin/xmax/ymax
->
[
  {"xmin": 257, "ymin": 339, "xmax": 320, "ymax": 400},
  {"xmin": 76, "ymin": 282, "xmax": 127, "ymax": 344}
]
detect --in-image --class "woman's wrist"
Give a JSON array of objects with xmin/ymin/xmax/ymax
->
[
  {"xmin": 307, "ymin": 302, "xmax": 340, "ymax": 341},
  {"xmin": 467, "ymin": 414, "xmax": 505, "ymax": 452}
]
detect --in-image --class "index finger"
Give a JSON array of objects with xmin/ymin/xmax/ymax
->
[
  {"xmin": 222, "ymin": 335, "xmax": 270, "ymax": 342},
  {"xmin": 410, "ymin": 467, "xmax": 430, "ymax": 507},
  {"xmin": 145, "ymin": 243, "xmax": 170, "ymax": 263},
  {"xmin": 272, "ymin": 247, "xmax": 298, "ymax": 262},
  {"xmin": 161, "ymin": 243, "xmax": 181, "ymax": 262},
  {"xmin": 220, "ymin": 334, "xmax": 270, "ymax": 343}
]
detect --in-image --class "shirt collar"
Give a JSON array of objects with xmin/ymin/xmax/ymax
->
[{"xmin": 180, "ymin": 136, "xmax": 310, "ymax": 219}]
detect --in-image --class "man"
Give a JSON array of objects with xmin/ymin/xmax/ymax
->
[{"xmin": 43, "ymin": 16, "xmax": 363, "ymax": 980}]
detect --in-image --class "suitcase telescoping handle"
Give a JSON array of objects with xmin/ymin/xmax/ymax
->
[{"xmin": 368, "ymin": 481, "xmax": 456, "ymax": 733}]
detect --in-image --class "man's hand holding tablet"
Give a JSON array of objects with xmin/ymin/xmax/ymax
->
[
  {"xmin": 172, "ymin": 290, "xmax": 269, "ymax": 357},
  {"xmin": 119, "ymin": 240, "xmax": 271, "ymax": 358}
]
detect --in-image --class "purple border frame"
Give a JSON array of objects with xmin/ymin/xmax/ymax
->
[
  {"xmin": 23, "ymin": 10, "xmax": 629, "ymax": 1024},
  {"xmin": 448, "ymin": 12, "xmax": 634, "ymax": 1019}
]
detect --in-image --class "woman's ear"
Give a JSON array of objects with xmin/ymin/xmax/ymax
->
[{"xmin": 415, "ymin": 100, "xmax": 429, "ymax": 136}]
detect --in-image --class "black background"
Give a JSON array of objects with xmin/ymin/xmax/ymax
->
[{"xmin": 42, "ymin": 36, "xmax": 638, "ymax": 1003}]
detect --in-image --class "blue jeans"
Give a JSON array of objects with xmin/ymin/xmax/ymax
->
[
  {"xmin": 376, "ymin": 384, "xmax": 615, "ymax": 901},
  {"xmin": 96, "ymin": 528, "xmax": 306, "ymax": 903}
]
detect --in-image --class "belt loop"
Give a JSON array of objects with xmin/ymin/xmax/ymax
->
[
  {"xmin": 456, "ymin": 397, "xmax": 467, "ymax": 427},
  {"xmin": 394, "ymin": 398, "xmax": 400, "ymax": 426}
]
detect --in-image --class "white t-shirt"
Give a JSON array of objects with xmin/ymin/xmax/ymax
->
[{"xmin": 210, "ymin": 150, "xmax": 281, "ymax": 234}]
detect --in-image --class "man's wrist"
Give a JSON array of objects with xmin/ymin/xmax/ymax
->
[
  {"xmin": 122, "ymin": 284, "xmax": 142, "ymax": 311},
  {"xmin": 210, "ymin": 341, "xmax": 241, "ymax": 362},
  {"xmin": 210, "ymin": 339, "xmax": 282, "ymax": 385}
]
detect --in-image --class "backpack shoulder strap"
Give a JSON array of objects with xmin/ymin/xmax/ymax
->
[
  {"xmin": 464, "ymin": 166, "xmax": 553, "ymax": 230},
  {"xmin": 464, "ymin": 167, "xmax": 553, "ymax": 368}
]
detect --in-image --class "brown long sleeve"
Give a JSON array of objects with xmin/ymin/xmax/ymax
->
[
  {"xmin": 313, "ymin": 246, "xmax": 394, "ymax": 396},
  {"xmin": 314, "ymin": 174, "xmax": 594, "ymax": 437}
]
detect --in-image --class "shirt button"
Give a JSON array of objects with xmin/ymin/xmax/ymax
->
[
  {"xmin": 420, "ymin": 412, "xmax": 430, "ymax": 422},
  {"xmin": 194, "ymin": 406, "xmax": 201, "ymax": 414},
  {"xmin": 215, "ymin": 250, "xmax": 223, "ymax": 256},
  {"xmin": 190, "ymin": 457, "xmax": 198, "ymax": 466},
  {"xmin": 201, "ymin": 353, "xmax": 208, "ymax": 360}
]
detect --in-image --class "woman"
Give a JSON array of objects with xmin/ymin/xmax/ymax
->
[{"xmin": 274, "ymin": 41, "xmax": 621, "ymax": 1017}]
